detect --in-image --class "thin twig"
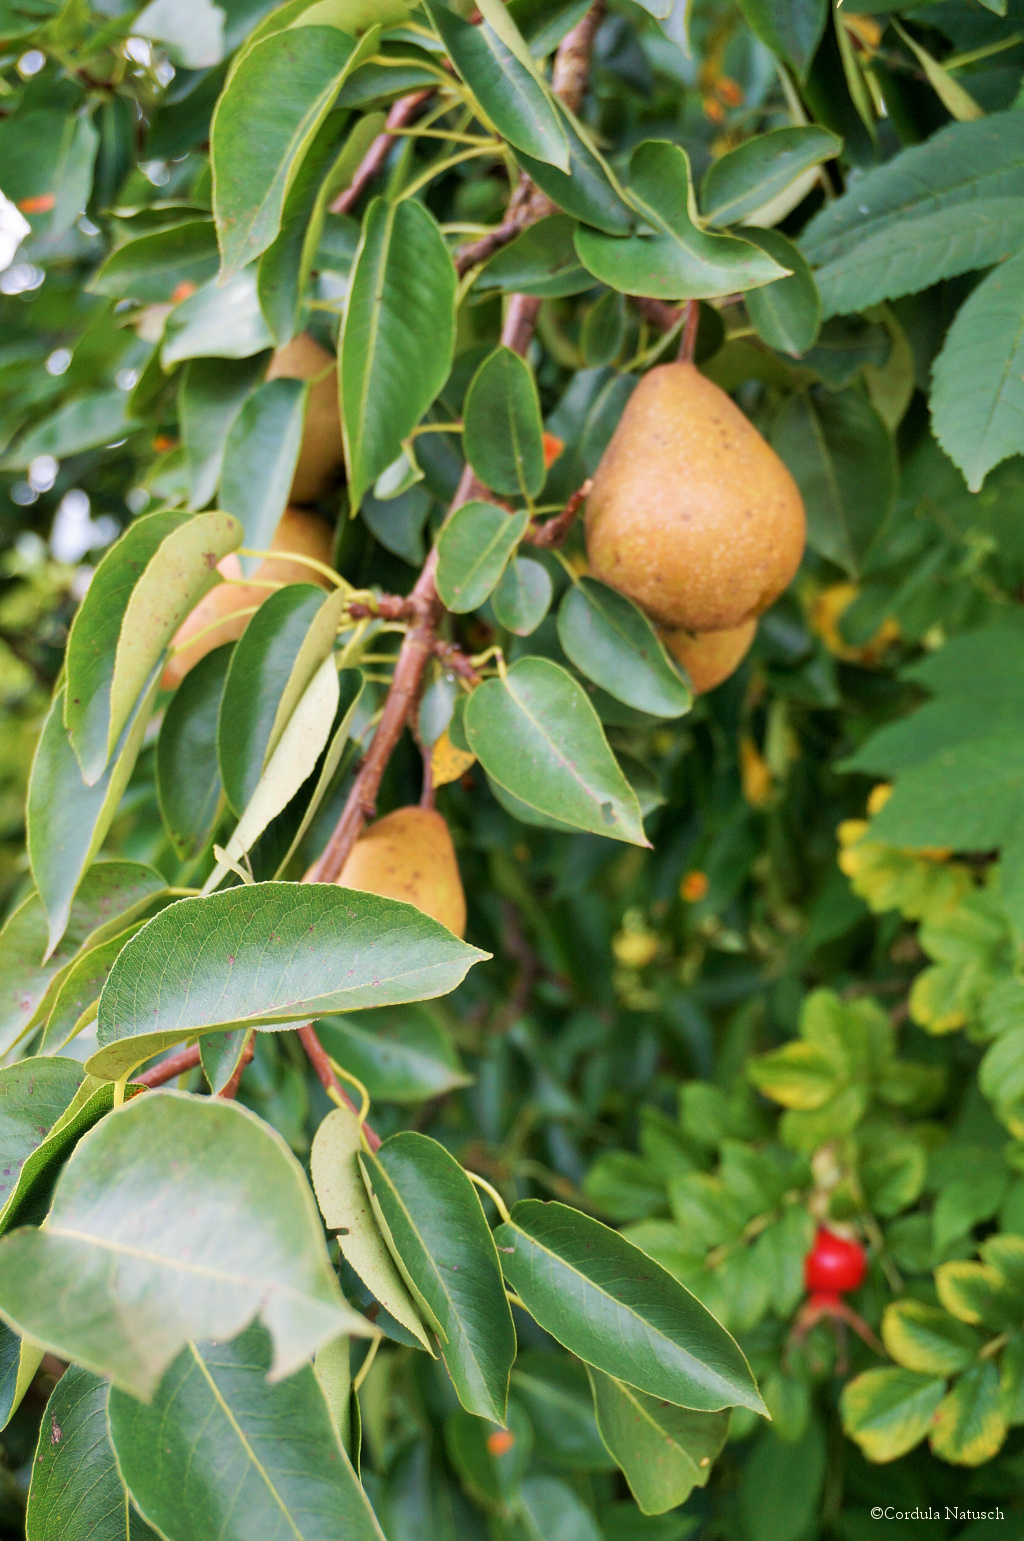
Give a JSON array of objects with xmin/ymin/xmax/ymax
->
[
  {"xmin": 523, "ymin": 480, "xmax": 591, "ymax": 548},
  {"xmin": 133, "ymin": 1044, "xmax": 201, "ymax": 1087},
  {"xmin": 330, "ymin": 89, "xmax": 434, "ymax": 216},
  {"xmin": 298, "ymin": 1023, "xmax": 382, "ymax": 1151},
  {"xmin": 215, "ymin": 1035, "xmax": 254, "ymax": 1100}
]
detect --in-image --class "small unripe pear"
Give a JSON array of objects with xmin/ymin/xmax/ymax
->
[
  {"xmin": 161, "ymin": 506, "xmax": 333, "ymax": 691},
  {"xmin": 338, "ymin": 807, "xmax": 467, "ymax": 938},
  {"xmin": 585, "ymin": 362, "xmax": 805, "ymax": 632},
  {"xmin": 267, "ymin": 333, "xmax": 344, "ymax": 506},
  {"xmin": 661, "ymin": 618, "xmax": 756, "ymax": 695}
]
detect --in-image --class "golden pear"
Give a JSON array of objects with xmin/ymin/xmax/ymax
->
[
  {"xmin": 662, "ymin": 618, "xmax": 757, "ymax": 695},
  {"xmin": 161, "ymin": 506, "xmax": 333, "ymax": 691},
  {"xmin": 337, "ymin": 807, "xmax": 467, "ymax": 937},
  {"xmin": 585, "ymin": 362, "xmax": 805, "ymax": 632},
  {"xmin": 267, "ymin": 333, "xmax": 345, "ymax": 505}
]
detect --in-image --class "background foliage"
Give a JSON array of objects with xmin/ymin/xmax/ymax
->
[{"xmin": 3, "ymin": 0, "xmax": 1024, "ymax": 1537}]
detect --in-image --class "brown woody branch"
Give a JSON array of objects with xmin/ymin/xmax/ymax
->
[
  {"xmin": 523, "ymin": 479, "xmax": 591, "ymax": 548},
  {"xmin": 330, "ymin": 89, "xmax": 434, "ymax": 216}
]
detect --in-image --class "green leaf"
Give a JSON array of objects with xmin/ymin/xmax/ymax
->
[
  {"xmin": 0, "ymin": 1092, "xmax": 373, "ymax": 1399},
  {"xmin": 463, "ymin": 348, "xmax": 546, "ymax": 500},
  {"xmin": 587, "ymin": 1366, "xmax": 728, "ymax": 1514},
  {"xmin": 0, "ymin": 862, "xmax": 165, "ymax": 1058},
  {"xmin": 575, "ymin": 142, "xmax": 787, "ymax": 300},
  {"xmin": 89, "ymin": 219, "xmax": 220, "ymax": 303},
  {"xmin": 771, "ymin": 387, "xmax": 894, "ymax": 578},
  {"xmin": 518, "ymin": 1474, "xmax": 603, "ymax": 1541},
  {"xmin": 311, "ymin": 1105, "xmax": 431, "ymax": 1350},
  {"xmin": 212, "ymin": 24, "xmax": 378, "ymax": 278},
  {"xmin": 64, "ymin": 509, "xmax": 242, "ymax": 783},
  {"xmin": 0, "ymin": 1057, "xmax": 84, "ymax": 1226},
  {"xmin": 936, "ymin": 1259, "xmax": 1022, "ymax": 1332},
  {"xmin": 179, "ymin": 354, "xmax": 268, "ymax": 511},
  {"xmin": 930, "ymin": 1362, "xmax": 1007, "ymax": 1466},
  {"xmin": 493, "ymin": 1200, "xmax": 765, "ymax": 1414},
  {"xmin": 268, "ymin": 666, "xmax": 367, "ymax": 877},
  {"xmin": 219, "ymin": 378, "xmax": 307, "ymax": 552},
  {"xmin": 515, "ymin": 103, "xmax": 634, "ymax": 237},
  {"xmin": 738, "ymin": 1422, "xmax": 826, "ymax": 1541},
  {"xmin": 882, "ymin": 1300, "xmax": 983, "ymax": 1376},
  {"xmin": 464, "ymin": 657, "xmax": 647, "ymax": 844},
  {"xmin": 445, "ymin": 1402, "xmax": 533, "ymax": 1515},
  {"xmin": 840, "ymin": 1367, "xmax": 946, "ymax": 1462},
  {"xmin": 340, "ymin": 197, "xmax": 457, "ymax": 509},
  {"xmin": 0, "ymin": 1324, "xmax": 43, "ymax": 1436},
  {"xmin": 88, "ymin": 883, "xmax": 487, "ymax": 1079},
  {"xmin": 28, "ymin": 680, "xmax": 161, "ymax": 957},
  {"xmin": 218, "ymin": 583, "xmax": 326, "ymax": 814},
  {"xmin": 742, "ymin": 229, "xmax": 821, "ymax": 356},
  {"xmin": 491, "ymin": 557, "xmax": 552, "ymax": 636},
  {"xmin": 2, "ymin": 390, "xmax": 139, "ymax": 471},
  {"xmin": 109, "ymin": 1324, "xmax": 386, "ymax": 1540},
  {"xmin": 426, "ymin": 1, "xmax": 568, "ymax": 170},
  {"xmin": 800, "ymin": 111, "xmax": 1024, "ymax": 318},
  {"xmin": 361, "ymin": 1130, "xmax": 516, "ymax": 1422},
  {"xmin": 930, "ymin": 248, "xmax": 1024, "ymax": 493},
  {"xmin": 511, "ymin": 1352, "xmax": 614, "ymax": 1472},
  {"xmin": 199, "ymin": 1028, "xmax": 252, "ymax": 1093},
  {"xmin": 869, "ymin": 725, "xmax": 1024, "ymax": 855},
  {"xmin": 157, "ymin": 642, "xmax": 233, "ymax": 860},
  {"xmin": 557, "ymin": 579, "xmax": 692, "ymax": 719},
  {"xmin": 162, "ymin": 269, "xmax": 274, "ymax": 367},
  {"xmin": 27, "ymin": 1365, "xmax": 160, "ymax": 1540},
  {"xmin": 700, "ymin": 127, "xmax": 841, "ymax": 228},
  {"xmin": 38, "ymin": 926, "xmax": 142, "ymax": 1054},
  {"xmin": 316, "ymin": 1004, "xmax": 472, "ymax": 1102},
  {"xmin": 0, "ymin": 108, "xmax": 98, "ymax": 242},
  {"xmin": 436, "ymin": 501, "xmax": 529, "ymax": 613},
  {"xmin": 734, "ymin": 0, "xmax": 826, "ymax": 77},
  {"xmin": 476, "ymin": 215, "xmax": 591, "ymax": 298}
]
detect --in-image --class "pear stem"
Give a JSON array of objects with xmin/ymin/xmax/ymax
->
[{"xmin": 679, "ymin": 300, "xmax": 700, "ymax": 364}]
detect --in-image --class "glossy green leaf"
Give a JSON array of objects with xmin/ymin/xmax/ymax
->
[
  {"xmin": 771, "ymin": 387, "xmax": 894, "ymax": 578},
  {"xmin": 157, "ymin": 642, "xmax": 233, "ymax": 860},
  {"xmin": 339, "ymin": 197, "xmax": 457, "ymax": 509},
  {"xmin": 476, "ymin": 216, "xmax": 591, "ymax": 298},
  {"xmin": 427, "ymin": 1, "xmax": 566, "ymax": 170},
  {"xmin": 700, "ymin": 127, "xmax": 841, "ymax": 228},
  {"xmin": 840, "ymin": 1367, "xmax": 945, "ymax": 1463},
  {"xmin": 515, "ymin": 102, "xmax": 633, "ymax": 236},
  {"xmin": 28, "ymin": 680, "xmax": 161, "ymax": 958},
  {"xmin": 436, "ymin": 501, "xmax": 529, "ymax": 613},
  {"xmin": 88, "ymin": 883, "xmax": 488, "ymax": 1079},
  {"xmin": 310, "ymin": 1105, "xmax": 431, "ymax": 1350},
  {"xmin": 493, "ymin": 1200, "xmax": 765, "ymax": 1413},
  {"xmin": 0, "ymin": 1092, "xmax": 373, "ymax": 1399},
  {"xmin": 26, "ymin": 1365, "xmax": 160, "ymax": 1540},
  {"xmin": 64, "ymin": 508, "xmax": 241, "ymax": 783},
  {"xmin": 930, "ymin": 248, "xmax": 1024, "ymax": 493},
  {"xmin": 0, "ymin": 1324, "xmax": 43, "ymax": 1436},
  {"xmin": 199, "ymin": 1027, "xmax": 252, "ymax": 1093},
  {"xmin": 2, "ymin": 390, "xmax": 139, "ymax": 471},
  {"xmin": 316, "ymin": 1004, "xmax": 472, "ymax": 1102},
  {"xmin": 491, "ymin": 558, "xmax": 552, "ymax": 637},
  {"xmin": 90, "ymin": 219, "xmax": 220, "ymax": 303},
  {"xmin": 734, "ymin": 0, "xmax": 827, "ymax": 77},
  {"xmin": 38, "ymin": 925, "xmax": 141, "ymax": 1054},
  {"xmin": 219, "ymin": 378, "xmax": 307, "ymax": 554},
  {"xmin": 464, "ymin": 657, "xmax": 647, "ymax": 844},
  {"xmin": 742, "ymin": 229, "xmax": 821, "ymax": 356},
  {"xmin": 556, "ymin": 579, "xmax": 691, "ymax": 718},
  {"xmin": 162, "ymin": 269, "xmax": 274, "ymax": 367},
  {"xmin": 218, "ymin": 583, "xmax": 325, "ymax": 814},
  {"xmin": 361, "ymin": 1130, "xmax": 516, "ymax": 1422},
  {"xmin": 109, "ymin": 1324, "xmax": 386, "ymax": 1540},
  {"xmin": 576, "ymin": 142, "xmax": 787, "ymax": 300},
  {"xmin": 206, "ymin": 654, "xmax": 339, "ymax": 891},
  {"xmin": 587, "ymin": 1367, "xmax": 728, "ymax": 1514},
  {"xmin": 800, "ymin": 111, "xmax": 1024, "ymax": 317},
  {"xmin": 179, "ymin": 354, "xmax": 267, "ymax": 511},
  {"xmin": 0, "ymin": 862, "xmax": 165, "ymax": 1058},
  {"xmin": 212, "ymin": 25, "xmax": 378, "ymax": 278},
  {"xmin": 463, "ymin": 348, "xmax": 545, "ymax": 500}
]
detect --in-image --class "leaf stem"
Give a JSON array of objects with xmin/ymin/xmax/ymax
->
[
  {"xmin": 466, "ymin": 1170, "xmax": 513, "ymax": 1224},
  {"xmin": 236, "ymin": 548, "xmax": 348, "ymax": 589},
  {"xmin": 352, "ymin": 1334, "xmax": 381, "ymax": 1394}
]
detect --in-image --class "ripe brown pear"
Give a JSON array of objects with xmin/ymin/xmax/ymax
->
[
  {"xmin": 161, "ymin": 506, "xmax": 333, "ymax": 691},
  {"xmin": 267, "ymin": 333, "xmax": 344, "ymax": 506},
  {"xmin": 662, "ymin": 618, "xmax": 757, "ymax": 695},
  {"xmin": 337, "ymin": 807, "xmax": 467, "ymax": 938},
  {"xmin": 584, "ymin": 362, "xmax": 805, "ymax": 632}
]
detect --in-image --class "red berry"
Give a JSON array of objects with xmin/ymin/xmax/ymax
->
[{"xmin": 804, "ymin": 1227, "xmax": 866, "ymax": 1294}]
